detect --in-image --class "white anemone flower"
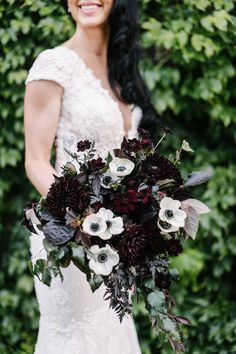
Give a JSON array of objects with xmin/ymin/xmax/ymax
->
[
  {"xmin": 109, "ymin": 157, "xmax": 135, "ymax": 177},
  {"xmin": 100, "ymin": 170, "xmax": 120, "ymax": 189},
  {"xmin": 87, "ymin": 245, "xmax": 120, "ymax": 276},
  {"xmin": 159, "ymin": 197, "xmax": 187, "ymax": 228},
  {"xmin": 97, "ymin": 208, "xmax": 124, "ymax": 240},
  {"xmin": 82, "ymin": 213, "xmax": 107, "ymax": 236}
]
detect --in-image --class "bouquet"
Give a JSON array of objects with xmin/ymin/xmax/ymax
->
[{"xmin": 23, "ymin": 128, "xmax": 211, "ymax": 352}]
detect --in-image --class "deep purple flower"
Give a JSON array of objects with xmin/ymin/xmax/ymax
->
[
  {"xmin": 155, "ymin": 272, "xmax": 172, "ymax": 290},
  {"xmin": 121, "ymin": 137, "xmax": 142, "ymax": 154},
  {"xmin": 141, "ymin": 152, "xmax": 183, "ymax": 186},
  {"xmin": 77, "ymin": 140, "xmax": 92, "ymax": 152},
  {"xmin": 88, "ymin": 157, "xmax": 106, "ymax": 172},
  {"xmin": 46, "ymin": 176, "xmax": 90, "ymax": 218},
  {"xmin": 166, "ymin": 238, "xmax": 183, "ymax": 256}
]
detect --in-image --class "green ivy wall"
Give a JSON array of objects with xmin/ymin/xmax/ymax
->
[{"xmin": 0, "ymin": 0, "xmax": 236, "ymax": 353}]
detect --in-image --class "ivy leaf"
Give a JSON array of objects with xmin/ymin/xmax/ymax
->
[{"xmin": 184, "ymin": 206, "xmax": 199, "ymax": 239}]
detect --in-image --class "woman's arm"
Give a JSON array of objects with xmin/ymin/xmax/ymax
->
[{"xmin": 24, "ymin": 80, "xmax": 64, "ymax": 197}]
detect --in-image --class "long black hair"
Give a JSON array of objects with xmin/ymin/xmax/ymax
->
[{"xmin": 62, "ymin": 0, "xmax": 161, "ymax": 133}]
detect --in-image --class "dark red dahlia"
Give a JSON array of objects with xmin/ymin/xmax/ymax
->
[
  {"xmin": 91, "ymin": 201, "xmax": 103, "ymax": 213},
  {"xmin": 138, "ymin": 187, "xmax": 151, "ymax": 205},
  {"xmin": 46, "ymin": 176, "xmax": 90, "ymax": 218},
  {"xmin": 166, "ymin": 238, "xmax": 183, "ymax": 256},
  {"xmin": 155, "ymin": 272, "xmax": 172, "ymax": 290},
  {"xmin": 88, "ymin": 157, "xmax": 106, "ymax": 172},
  {"xmin": 65, "ymin": 178, "xmax": 90, "ymax": 214},
  {"xmin": 141, "ymin": 152, "xmax": 183, "ymax": 186},
  {"xmin": 77, "ymin": 140, "xmax": 92, "ymax": 152},
  {"xmin": 120, "ymin": 225, "xmax": 148, "ymax": 266},
  {"xmin": 113, "ymin": 189, "xmax": 139, "ymax": 213}
]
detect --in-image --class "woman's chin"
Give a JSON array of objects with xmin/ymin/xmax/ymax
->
[{"xmin": 76, "ymin": 5, "xmax": 104, "ymax": 24}]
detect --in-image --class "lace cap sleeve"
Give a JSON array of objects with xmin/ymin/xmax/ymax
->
[{"xmin": 25, "ymin": 47, "xmax": 75, "ymax": 89}]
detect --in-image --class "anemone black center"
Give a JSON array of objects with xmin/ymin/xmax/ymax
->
[
  {"xmin": 103, "ymin": 176, "xmax": 112, "ymax": 185},
  {"xmin": 117, "ymin": 166, "xmax": 126, "ymax": 172},
  {"xmin": 160, "ymin": 221, "xmax": 171, "ymax": 230},
  {"xmin": 165, "ymin": 209, "xmax": 174, "ymax": 218},
  {"xmin": 91, "ymin": 223, "xmax": 100, "ymax": 231},
  {"xmin": 98, "ymin": 253, "xmax": 108, "ymax": 263}
]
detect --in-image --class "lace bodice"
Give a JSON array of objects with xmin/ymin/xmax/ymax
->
[
  {"xmin": 25, "ymin": 46, "xmax": 142, "ymax": 173},
  {"xmin": 25, "ymin": 46, "xmax": 142, "ymax": 354}
]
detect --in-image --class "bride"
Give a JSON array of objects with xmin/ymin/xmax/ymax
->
[{"xmin": 24, "ymin": 1, "xmax": 159, "ymax": 353}]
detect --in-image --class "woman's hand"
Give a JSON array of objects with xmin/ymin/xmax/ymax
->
[{"xmin": 24, "ymin": 80, "xmax": 64, "ymax": 197}]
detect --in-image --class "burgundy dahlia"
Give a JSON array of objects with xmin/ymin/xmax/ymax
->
[
  {"xmin": 77, "ymin": 140, "xmax": 92, "ymax": 152},
  {"xmin": 121, "ymin": 225, "xmax": 148, "ymax": 266},
  {"xmin": 166, "ymin": 238, "xmax": 183, "ymax": 256},
  {"xmin": 113, "ymin": 189, "xmax": 139, "ymax": 213},
  {"xmin": 46, "ymin": 176, "xmax": 90, "ymax": 218},
  {"xmin": 141, "ymin": 152, "xmax": 183, "ymax": 186}
]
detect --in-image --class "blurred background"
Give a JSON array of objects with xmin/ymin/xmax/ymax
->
[{"xmin": 0, "ymin": 0, "xmax": 236, "ymax": 353}]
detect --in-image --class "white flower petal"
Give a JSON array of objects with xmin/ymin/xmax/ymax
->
[
  {"xmin": 160, "ymin": 197, "xmax": 181, "ymax": 211},
  {"xmin": 88, "ymin": 245, "xmax": 119, "ymax": 276},
  {"xmin": 97, "ymin": 208, "xmax": 114, "ymax": 222},
  {"xmin": 99, "ymin": 229, "xmax": 112, "ymax": 240},
  {"xmin": 109, "ymin": 157, "xmax": 135, "ymax": 177},
  {"xmin": 100, "ymin": 170, "xmax": 120, "ymax": 189},
  {"xmin": 157, "ymin": 220, "xmax": 179, "ymax": 233},
  {"xmin": 82, "ymin": 214, "xmax": 107, "ymax": 236},
  {"xmin": 110, "ymin": 217, "xmax": 124, "ymax": 235}
]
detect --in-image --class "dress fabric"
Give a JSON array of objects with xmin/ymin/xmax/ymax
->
[{"xmin": 25, "ymin": 46, "xmax": 142, "ymax": 354}]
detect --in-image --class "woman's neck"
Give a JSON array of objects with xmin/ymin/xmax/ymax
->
[{"xmin": 68, "ymin": 24, "xmax": 110, "ymax": 58}]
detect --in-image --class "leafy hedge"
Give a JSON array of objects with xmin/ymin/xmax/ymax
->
[{"xmin": 1, "ymin": 0, "xmax": 236, "ymax": 353}]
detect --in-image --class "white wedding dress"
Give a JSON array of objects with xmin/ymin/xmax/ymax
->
[{"xmin": 25, "ymin": 46, "xmax": 142, "ymax": 354}]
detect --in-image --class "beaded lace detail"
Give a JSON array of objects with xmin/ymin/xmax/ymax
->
[{"xmin": 26, "ymin": 46, "xmax": 142, "ymax": 354}]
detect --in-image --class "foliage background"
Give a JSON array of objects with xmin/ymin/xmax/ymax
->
[{"xmin": 0, "ymin": 0, "xmax": 236, "ymax": 353}]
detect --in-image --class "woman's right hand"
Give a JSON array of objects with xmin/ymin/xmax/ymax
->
[{"xmin": 24, "ymin": 80, "xmax": 64, "ymax": 197}]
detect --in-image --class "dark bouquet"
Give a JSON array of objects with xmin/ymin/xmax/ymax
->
[{"xmin": 23, "ymin": 128, "xmax": 211, "ymax": 352}]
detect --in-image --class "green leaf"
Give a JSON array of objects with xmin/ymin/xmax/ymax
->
[
  {"xmin": 147, "ymin": 291, "xmax": 165, "ymax": 311},
  {"xmin": 88, "ymin": 274, "xmax": 104, "ymax": 293},
  {"xmin": 71, "ymin": 242, "xmax": 90, "ymax": 275}
]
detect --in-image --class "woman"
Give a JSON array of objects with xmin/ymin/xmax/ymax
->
[{"xmin": 24, "ymin": 1, "xmax": 159, "ymax": 353}]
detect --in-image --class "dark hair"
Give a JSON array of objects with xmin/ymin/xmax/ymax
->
[{"xmin": 62, "ymin": 0, "xmax": 161, "ymax": 134}]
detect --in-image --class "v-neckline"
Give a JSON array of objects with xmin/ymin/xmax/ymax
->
[{"xmin": 57, "ymin": 45, "xmax": 135, "ymax": 138}]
